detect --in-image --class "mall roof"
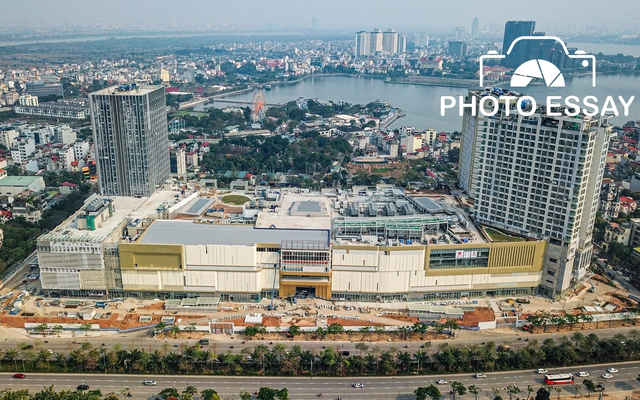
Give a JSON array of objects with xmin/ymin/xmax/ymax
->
[{"xmin": 138, "ymin": 220, "xmax": 330, "ymax": 246}]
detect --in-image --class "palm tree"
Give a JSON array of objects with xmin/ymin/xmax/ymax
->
[
  {"xmin": 345, "ymin": 329, "xmax": 354, "ymax": 341},
  {"xmin": 36, "ymin": 349, "xmax": 51, "ymax": 370},
  {"xmin": 201, "ymin": 388, "xmax": 221, "ymax": 400},
  {"xmin": 186, "ymin": 322, "xmax": 197, "ymax": 339},
  {"xmin": 80, "ymin": 323, "xmax": 92, "ymax": 336},
  {"xmin": 399, "ymin": 326, "xmax": 412, "ymax": 341},
  {"xmin": 55, "ymin": 353, "xmax": 67, "ymax": 372},
  {"xmin": 359, "ymin": 326, "xmax": 371, "ymax": 341},
  {"xmin": 527, "ymin": 385, "xmax": 534, "ymax": 400},
  {"xmin": 413, "ymin": 350, "xmax": 427, "ymax": 374},
  {"xmin": 374, "ymin": 325, "xmax": 385, "ymax": 340},
  {"xmin": 506, "ymin": 384, "xmax": 521, "ymax": 400},
  {"xmin": 355, "ymin": 342, "xmax": 369, "ymax": 355},
  {"xmin": 554, "ymin": 386, "xmax": 562, "ymax": 399},
  {"xmin": 572, "ymin": 382, "xmax": 580, "ymax": 398},
  {"xmin": 155, "ymin": 322, "xmax": 167, "ymax": 336},
  {"xmin": 412, "ymin": 322, "xmax": 427, "ymax": 340},
  {"xmin": 253, "ymin": 344, "xmax": 269, "ymax": 374},
  {"xmin": 170, "ymin": 324, "xmax": 181, "ymax": 339},
  {"xmin": 53, "ymin": 324, "xmax": 64, "ymax": 338},
  {"xmin": 444, "ymin": 319, "xmax": 460, "ymax": 338},
  {"xmin": 580, "ymin": 314, "xmax": 593, "ymax": 329},
  {"xmin": 469, "ymin": 384, "xmax": 480, "ymax": 400},
  {"xmin": 4, "ymin": 349, "xmax": 18, "ymax": 369}
]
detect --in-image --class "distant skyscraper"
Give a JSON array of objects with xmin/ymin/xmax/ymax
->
[
  {"xmin": 382, "ymin": 29, "xmax": 398, "ymax": 53},
  {"xmin": 355, "ymin": 29, "xmax": 405, "ymax": 56},
  {"xmin": 454, "ymin": 26, "xmax": 465, "ymax": 39},
  {"xmin": 89, "ymin": 85, "xmax": 170, "ymax": 197},
  {"xmin": 502, "ymin": 21, "xmax": 535, "ymax": 68},
  {"xmin": 415, "ymin": 34, "xmax": 429, "ymax": 47},
  {"xmin": 471, "ymin": 17, "xmax": 479, "ymax": 37},
  {"xmin": 397, "ymin": 34, "xmax": 407, "ymax": 53},
  {"xmin": 370, "ymin": 28, "xmax": 383, "ymax": 53},
  {"xmin": 355, "ymin": 31, "xmax": 370, "ymax": 57},
  {"xmin": 460, "ymin": 89, "xmax": 612, "ymax": 299},
  {"xmin": 448, "ymin": 41, "xmax": 468, "ymax": 57}
]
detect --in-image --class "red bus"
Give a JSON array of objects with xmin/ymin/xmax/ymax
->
[{"xmin": 545, "ymin": 374, "xmax": 574, "ymax": 385}]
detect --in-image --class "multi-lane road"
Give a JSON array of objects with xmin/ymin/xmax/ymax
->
[{"xmin": 3, "ymin": 361, "xmax": 640, "ymax": 399}]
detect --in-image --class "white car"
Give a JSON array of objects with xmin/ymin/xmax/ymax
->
[
  {"xmin": 352, "ymin": 383, "xmax": 364, "ymax": 388},
  {"xmin": 143, "ymin": 380, "xmax": 157, "ymax": 386},
  {"xmin": 436, "ymin": 379, "xmax": 448, "ymax": 385},
  {"xmin": 536, "ymin": 368, "xmax": 548, "ymax": 374},
  {"xmin": 474, "ymin": 373, "xmax": 487, "ymax": 379},
  {"xmin": 607, "ymin": 368, "xmax": 618, "ymax": 373},
  {"xmin": 602, "ymin": 373, "xmax": 613, "ymax": 379},
  {"xmin": 577, "ymin": 372, "xmax": 589, "ymax": 377}
]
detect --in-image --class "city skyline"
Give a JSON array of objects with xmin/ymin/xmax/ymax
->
[{"xmin": 1, "ymin": 0, "xmax": 639, "ymax": 34}]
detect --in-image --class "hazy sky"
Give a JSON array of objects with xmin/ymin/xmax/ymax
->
[{"xmin": 2, "ymin": 0, "xmax": 640, "ymax": 34}]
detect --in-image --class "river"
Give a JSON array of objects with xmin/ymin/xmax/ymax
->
[{"xmin": 215, "ymin": 74, "xmax": 640, "ymax": 132}]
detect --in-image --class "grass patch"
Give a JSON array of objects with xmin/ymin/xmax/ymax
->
[
  {"xmin": 170, "ymin": 111, "xmax": 207, "ymax": 117},
  {"xmin": 221, "ymin": 195, "xmax": 250, "ymax": 205},
  {"xmin": 373, "ymin": 168, "xmax": 389, "ymax": 173},
  {"xmin": 484, "ymin": 227, "xmax": 524, "ymax": 242}
]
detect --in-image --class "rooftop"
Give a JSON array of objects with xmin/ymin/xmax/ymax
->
[
  {"xmin": 0, "ymin": 176, "xmax": 43, "ymax": 186},
  {"xmin": 38, "ymin": 190, "xmax": 180, "ymax": 243},
  {"xmin": 89, "ymin": 85, "xmax": 162, "ymax": 97},
  {"xmin": 255, "ymin": 193, "xmax": 333, "ymax": 230},
  {"xmin": 138, "ymin": 220, "xmax": 330, "ymax": 246}
]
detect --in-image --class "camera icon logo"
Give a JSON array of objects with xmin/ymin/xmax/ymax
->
[{"xmin": 479, "ymin": 36, "xmax": 596, "ymax": 88}]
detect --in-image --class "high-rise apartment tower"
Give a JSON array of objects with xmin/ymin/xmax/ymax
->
[
  {"xmin": 89, "ymin": 84, "xmax": 170, "ymax": 197},
  {"xmin": 459, "ymin": 89, "xmax": 612, "ymax": 298}
]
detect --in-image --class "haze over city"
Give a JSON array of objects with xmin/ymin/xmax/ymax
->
[{"xmin": 1, "ymin": 0, "xmax": 640, "ymax": 34}]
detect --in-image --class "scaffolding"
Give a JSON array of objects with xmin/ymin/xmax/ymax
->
[{"xmin": 332, "ymin": 215, "xmax": 447, "ymax": 240}]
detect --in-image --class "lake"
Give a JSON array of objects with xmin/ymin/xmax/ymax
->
[{"xmin": 216, "ymin": 74, "xmax": 640, "ymax": 132}]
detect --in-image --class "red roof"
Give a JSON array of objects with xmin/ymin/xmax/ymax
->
[
  {"xmin": 620, "ymin": 196, "xmax": 635, "ymax": 204},
  {"xmin": 60, "ymin": 181, "xmax": 78, "ymax": 187}
]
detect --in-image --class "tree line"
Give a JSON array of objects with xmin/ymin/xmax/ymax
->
[{"xmin": 0, "ymin": 385, "xmax": 292, "ymax": 400}]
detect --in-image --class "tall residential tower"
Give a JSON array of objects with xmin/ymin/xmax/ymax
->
[
  {"xmin": 89, "ymin": 84, "xmax": 170, "ymax": 197},
  {"xmin": 460, "ymin": 89, "xmax": 612, "ymax": 298},
  {"xmin": 502, "ymin": 21, "xmax": 535, "ymax": 68}
]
